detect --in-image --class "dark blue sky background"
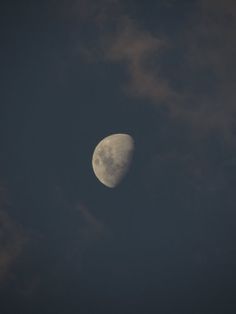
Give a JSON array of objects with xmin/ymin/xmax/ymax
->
[{"xmin": 1, "ymin": 0, "xmax": 236, "ymax": 313}]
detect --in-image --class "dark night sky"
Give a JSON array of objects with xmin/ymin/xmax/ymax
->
[{"xmin": 1, "ymin": 0, "xmax": 236, "ymax": 313}]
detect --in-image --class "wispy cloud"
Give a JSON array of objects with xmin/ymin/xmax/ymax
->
[
  {"xmin": 104, "ymin": 17, "xmax": 177, "ymax": 104},
  {"xmin": 76, "ymin": 202, "xmax": 105, "ymax": 241},
  {"xmin": 104, "ymin": 2, "xmax": 235, "ymax": 139},
  {"xmin": 54, "ymin": 0, "xmax": 121, "ymax": 26},
  {"xmin": 0, "ymin": 186, "xmax": 27, "ymax": 283},
  {"xmin": 57, "ymin": 0, "xmax": 236, "ymax": 140},
  {"xmin": 184, "ymin": 0, "xmax": 236, "ymax": 137},
  {"xmin": 0, "ymin": 185, "xmax": 28, "ymax": 284}
]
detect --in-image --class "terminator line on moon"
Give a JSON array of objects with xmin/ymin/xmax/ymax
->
[{"xmin": 92, "ymin": 133, "xmax": 135, "ymax": 188}]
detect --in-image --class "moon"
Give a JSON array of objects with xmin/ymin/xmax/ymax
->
[{"xmin": 92, "ymin": 133, "xmax": 135, "ymax": 188}]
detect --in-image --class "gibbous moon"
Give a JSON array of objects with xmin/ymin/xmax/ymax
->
[{"xmin": 92, "ymin": 133, "xmax": 135, "ymax": 188}]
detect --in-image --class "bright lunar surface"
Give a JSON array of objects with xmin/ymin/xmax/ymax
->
[{"xmin": 92, "ymin": 133, "xmax": 135, "ymax": 188}]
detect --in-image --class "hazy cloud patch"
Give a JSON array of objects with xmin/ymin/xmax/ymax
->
[
  {"xmin": 57, "ymin": 0, "xmax": 236, "ymax": 140},
  {"xmin": 103, "ymin": 17, "xmax": 178, "ymax": 105},
  {"xmin": 0, "ymin": 186, "xmax": 27, "ymax": 284}
]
